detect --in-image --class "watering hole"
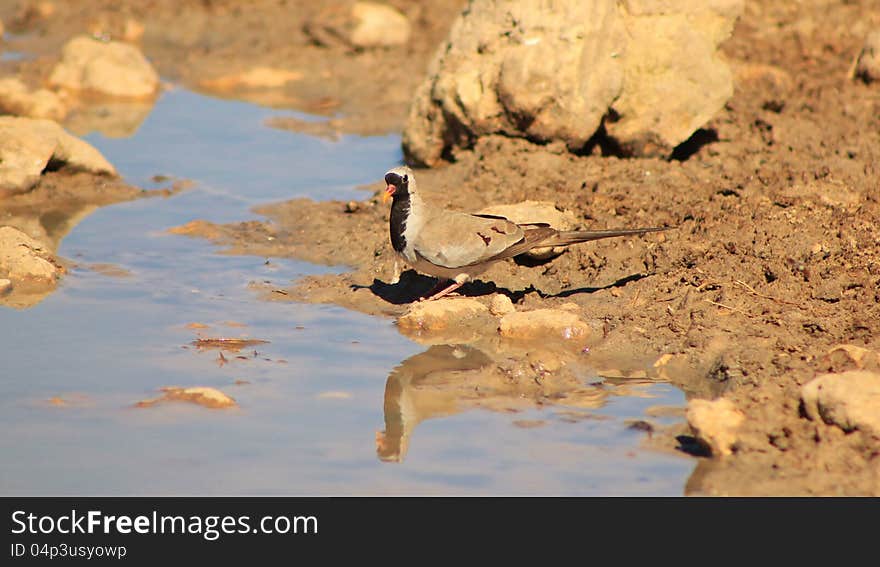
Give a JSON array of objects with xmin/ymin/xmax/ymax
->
[{"xmin": 0, "ymin": 87, "xmax": 694, "ymax": 495}]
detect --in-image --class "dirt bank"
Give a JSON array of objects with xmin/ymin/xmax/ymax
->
[{"xmin": 4, "ymin": 0, "xmax": 880, "ymax": 494}]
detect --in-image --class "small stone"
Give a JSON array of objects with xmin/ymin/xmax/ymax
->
[
  {"xmin": 801, "ymin": 371, "xmax": 880, "ymax": 436},
  {"xmin": 852, "ymin": 30, "xmax": 880, "ymax": 84},
  {"xmin": 686, "ymin": 398, "xmax": 744, "ymax": 457},
  {"xmin": 199, "ymin": 67, "xmax": 303, "ymax": 90},
  {"xmin": 167, "ymin": 220, "xmax": 223, "ymax": 239},
  {"xmin": 499, "ymin": 309, "xmax": 591, "ymax": 340},
  {"xmin": 135, "ymin": 386, "xmax": 238, "ymax": 409},
  {"xmin": 122, "ymin": 19, "xmax": 144, "ymax": 42},
  {"xmin": 49, "ymin": 35, "xmax": 159, "ymax": 99},
  {"xmin": 489, "ymin": 293, "xmax": 515, "ymax": 316},
  {"xmin": 344, "ymin": 201, "xmax": 360, "ymax": 213},
  {"xmin": 350, "ymin": 2, "xmax": 411, "ymax": 48},
  {"xmin": 0, "ymin": 278, "xmax": 12, "ymax": 294},
  {"xmin": 824, "ymin": 344, "xmax": 878, "ymax": 371},
  {"xmin": 398, "ymin": 298, "xmax": 489, "ymax": 331},
  {"xmin": 0, "ymin": 226, "xmax": 60, "ymax": 282},
  {"xmin": 0, "ymin": 78, "xmax": 68, "ymax": 121}
]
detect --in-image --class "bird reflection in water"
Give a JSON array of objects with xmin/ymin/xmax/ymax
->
[{"xmin": 375, "ymin": 343, "xmax": 625, "ymax": 463}]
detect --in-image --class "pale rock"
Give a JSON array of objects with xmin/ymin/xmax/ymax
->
[
  {"xmin": 607, "ymin": 0, "xmax": 742, "ymax": 155},
  {"xmin": 199, "ymin": 67, "xmax": 304, "ymax": 90},
  {"xmin": 136, "ymin": 386, "xmax": 238, "ymax": 409},
  {"xmin": 123, "ymin": 19, "xmax": 145, "ymax": 42},
  {"xmin": 801, "ymin": 371, "xmax": 880, "ymax": 436},
  {"xmin": 0, "ymin": 77, "xmax": 67, "ymax": 121},
  {"xmin": 489, "ymin": 293, "xmax": 515, "ymax": 316},
  {"xmin": 0, "ymin": 278, "xmax": 11, "ymax": 294},
  {"xmin": 852, "ymin": 30, "xmax": 880, "ymax": 84},
  {"xmin": 305, "ymin": 2, "xmax": 410, "ymax": 49},
  {"xmin": 48, "ymin": 35, "xmax": 159, "ymax": 99},
  {"xmin": 498, "ymin": 309, "xmax": 591, "ymax": 340},
  {"xmin": 0, "ymin": 226, "xmax": 59, "ymax": 282},
  {"xmin": 686, "ymin": 398, "xmax": 744, "ymax": 457},
  {"xmin": 350, "ymin": 2, "xmax": 411, "ymax": 48},
  {"xmin": 823, "ymin": 344, "xmax": 880, "ymax": 371},
  {"xmin": 398, "ymin": 297, "xmax": 490, "ymax": 331},
  {"xmin": 0, "ymin": 116, "xmax": 116, "ymax": 195},
  {"xmin": 479, "ymin": 201, "xmax": 578, "ymax": 259},
  {"xmin": 403, "ymin": 0, "xmax": 742, "ymax": 165}
]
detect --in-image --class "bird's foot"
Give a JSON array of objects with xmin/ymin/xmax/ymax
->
[
  {"xmin": 417, "ymin": 291, "xmax": 462, "ymax": 302},
  {"xmin": 418, "ymin": 281, "xmax": 463, "ymax": 302}
]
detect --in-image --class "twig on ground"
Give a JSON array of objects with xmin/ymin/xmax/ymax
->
[
  {"xmin": 705, "ymin": 299, "xmax": 751, "ymax": 317},
  {"xmin": 733, "ymin": 279, "xmax": 803, "ymax": 307}
]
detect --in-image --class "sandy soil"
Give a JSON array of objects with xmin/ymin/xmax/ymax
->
[{"xmin": 3, "ymin": 0, "xmax": 880, "ymax": 494}]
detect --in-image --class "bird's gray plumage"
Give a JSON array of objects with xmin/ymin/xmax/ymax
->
[{"xmin": 382, "ymin": 166, "xmax": 670, "ymax": 299}]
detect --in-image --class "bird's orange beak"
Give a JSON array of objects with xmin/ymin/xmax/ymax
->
[{"xmin": 382, "ymin": 184, "xmax": 396, "ymax": 204}]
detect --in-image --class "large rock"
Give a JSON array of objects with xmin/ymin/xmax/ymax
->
[
  {"xmin": 0, "ymin": 116, "xmax": 116, "ymax": 195},
  {"xmin": 48, "ymin": 35, "xmax": 159, "ymax": 99},
  {"xmin": 0, "ymin": 77, "xmax": 67, "ymax": 121},
  {"xmin": 852, "ymin": 30, "xmax": 880, "ymax": 84},
  {"xmin": 686, "ymin": 398, "xmax": 744, "ymax": 457},
  {"xmin": 802, "ymin": 371, "xmax": 880, "ymax": 436},
  {"xmin": 0, "ymin": 226, "xmax": 60, "ymax": 283},
  {"xmin": 403, "ymin": 0, "xmax": 742, "ymax": 165}
]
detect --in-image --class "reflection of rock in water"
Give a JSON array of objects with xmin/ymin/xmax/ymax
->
[
  {"xmin": 64, "ymin": 100, "xmax": 156, "ymax": 139},
  {"xmin": 0, "ymin": 172, "xmax": 146, "ymax": 308}
]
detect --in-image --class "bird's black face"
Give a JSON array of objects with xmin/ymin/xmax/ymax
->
[{"xmin": 383, "ymin": 172, "xmax": 409, "ymax": 203}]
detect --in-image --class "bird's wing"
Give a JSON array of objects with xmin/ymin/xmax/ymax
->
[
  {"xmin": 412, "ymin": 211, "xmax": 526, "ymax": 268},
  {"xmin": 463, "ymin": 226, "xmax": 558, "ymax": 265}
]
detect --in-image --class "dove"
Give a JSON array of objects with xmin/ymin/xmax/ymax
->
[{"xmin": 382, "ymin": 166, "xmax": 669, "ymax": 301}]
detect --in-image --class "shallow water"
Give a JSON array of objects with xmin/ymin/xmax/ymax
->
[{"xmin": 0, "ymin": 89, "xmax": 694, "ymax": 495}]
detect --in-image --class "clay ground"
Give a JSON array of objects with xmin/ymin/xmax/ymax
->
[{"xmin": 2, "ymin": 0, "xmax": 879, "ymax": 494}]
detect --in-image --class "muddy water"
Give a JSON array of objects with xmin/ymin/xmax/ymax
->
[{"xmin": 0, "ymin": 89, "xmax": 694, "ymax": 495}]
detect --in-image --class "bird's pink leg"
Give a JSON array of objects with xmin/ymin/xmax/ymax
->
[{"xmin": 419, "ymin": 280, "xmax": 463, "ymax": 302}]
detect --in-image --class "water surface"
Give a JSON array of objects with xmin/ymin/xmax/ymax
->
[{"xmin": 0, "ymin": 89, "xmax": 694, "ymax": 495}]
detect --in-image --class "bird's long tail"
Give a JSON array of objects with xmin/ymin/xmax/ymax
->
[{"xmin": 542, "ymin": 226, "xmax": 671, "ymax": 246}]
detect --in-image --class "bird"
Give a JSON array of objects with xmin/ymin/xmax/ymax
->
[{"xmin": 381, "ymin": 165, "xmax": 671, "ymax": 301}]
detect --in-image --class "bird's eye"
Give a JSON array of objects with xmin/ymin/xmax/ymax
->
[{"xmin": 403, "ymin": 175, "xmax": 408, "ymax": 183}]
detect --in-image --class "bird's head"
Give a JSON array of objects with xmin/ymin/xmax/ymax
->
[{"xmin": 382, "ymin": 166, "xmax": 414, "ymax": 204}]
